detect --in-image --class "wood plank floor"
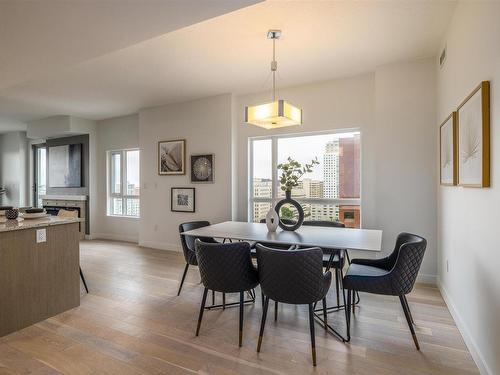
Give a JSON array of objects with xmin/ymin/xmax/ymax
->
[{"xmin": 0, "ymin": 240, "xmax": 479, "ymax": 375}]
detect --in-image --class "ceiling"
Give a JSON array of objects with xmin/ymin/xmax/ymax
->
[{"xmin": 0, "ymin": 0, "xmax": 455, "ymax": 130}]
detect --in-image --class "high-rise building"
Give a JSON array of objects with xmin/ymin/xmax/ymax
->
[
  {"xmin": 253, "ymin": 178, "xmax": 273, "ymax": 222},
  {"xmin": 338, "ymin": 134, "xmax": 361, "ymax": 227},
  {"xmin": 339, "ymin": 134, "xmax": 360, "ymax": 198},
  {"xmin": 301, "ymin": 178, "xmax": 324, "ymax": 199},
  {"xmin": 323, "ymin": 140, "xmax": 339, "ymax": 199}
]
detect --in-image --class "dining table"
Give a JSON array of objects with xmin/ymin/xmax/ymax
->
[{"xmin": 181, "ymin": 220, "xmax": 383, "ymax": 342}]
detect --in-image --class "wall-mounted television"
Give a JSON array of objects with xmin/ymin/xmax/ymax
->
[{"xmin": 48, "ymin": 144, "xmax": 82, "ymax": 188}]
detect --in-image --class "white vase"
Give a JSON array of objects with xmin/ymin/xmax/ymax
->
[{"xmin": 265, "ymin": 207, "xmax": 279, "ymax": 232}]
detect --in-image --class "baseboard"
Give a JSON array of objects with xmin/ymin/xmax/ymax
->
[
  {"xmin": 90, "ymin": 233, "xmax": 139, "ymax": 244},
  {"xmin": 416, "ymin": 273, "xmax": 437, "ymax": 285},
  {"xmin": 138, "ymin": 240, "xmax": 181, "ymax": 252},
  {"xmin": 437, "ymin": 278, "xmax": 492, "ymax": 375}
]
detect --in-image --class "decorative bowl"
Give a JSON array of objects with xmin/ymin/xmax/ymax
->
[{"xmin": 5, "ymin": 208, "xmax": 19, "ymax": 220}]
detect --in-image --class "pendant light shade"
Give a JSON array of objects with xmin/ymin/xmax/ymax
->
[
  {"xmin": 245, "ymin": 30, "xmax": 302, "ymax": 129},
  {"xmin": 245, "ymin": 100, "xmax": 302, "ymax": 129}
]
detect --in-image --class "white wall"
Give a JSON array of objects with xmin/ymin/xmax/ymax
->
[
  {"xmin": 0, "ymin": 131, "xmax": 29, "ymax": 207},
  {"xmin": 138, "ymin": 94, "xmax": 233, "ymax": 250},
  {"xmin": 437, "ymin": 3, "xmax": 500, "ymax": 375},
  {"xmin": 234, "ymin": 60, "xmax": 437, "ymax": 279},
  {"xmin": 375, "ymin": 59, "xmax": 437, "ymax": 281},
  {"xmin": 94, "ymin": 114, "xmax": 140, "ymax": 242}
]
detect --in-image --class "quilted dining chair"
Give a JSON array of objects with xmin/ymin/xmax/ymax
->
[
  {"xmin": 343, "ymin": 232, "xmax": 427, "ymax": 349},
  {"xmin": 194, "ymin": 240, "xmax": 259, "ymax": 347},
  {"xmin": 303, "ymin": 220, "xmax": 346, "ymax": 307},
  {"xmin": 256, "ymin": 244, "xmax": 331, "ymax": 366},
  {"xmin": 178, "ymin": 221, "xmax": 218, "ymax": 296}
]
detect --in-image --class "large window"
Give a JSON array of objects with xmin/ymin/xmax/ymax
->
[
  {"xmin": 108, "ymin": 149, "xmax": 140, "ymax": 217},
  {"xmin": 249, "ymin": 131, "xmax": 361, "ymax": 228}
]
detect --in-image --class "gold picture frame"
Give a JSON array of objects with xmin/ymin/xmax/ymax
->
[
  {"xmin": 158, "ymin": 139, "xmax": 186, "ymax": 175},
  {"xmin": 457, "ymin": 81, "xmax": 490, "ymax": 187},
  {"xmin": 439, "ymin": 112, "xmax": 457, "ymax": 186}
]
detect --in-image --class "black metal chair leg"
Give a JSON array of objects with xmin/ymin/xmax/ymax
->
[
  {"xmin": 346, "ymin": 289, "xmax": 351, "ymax": 341},
  {"xmin": 212, "ymin": 290, "xmax": 215, "ymax": 305},
  {"xmin": 239, "ymin": 291, "xmax": 244, "ymax": 347},
  {"xmin": 352, "ymin": 290, "xmax": 356, "ymax": 314},
  {"xmin": 80, "ymin": 267, "xmax": 89, "ymax": 294},
  {"xmin": 322, "ymin": 298, "xmax": 327, "ymax": 329},
  {"xmin": 196, "ymin": 288, "xmax": 209, "ymax": 336},
  {"xmin": 308, "ymin": 304, "xmax": 317, "ymax": 366},
  {"xmin": 402, "ymin": 295, "xmax": 414, "ymax": 324},
  {"xmin": 223, "ymin": 293, "xmax": 226, "ymax": 310},
  {"xmin": 261, "ymin": 291, "xmax": 265, "ymax": 308},
  {"xmin": 274, "ymin": 301, "xmax": 278, "ymax": 321},
  {"xmin": 399, "ymin": 295, "xmax": 420, "ymax": 350},
  {"xmin": 257, "ymin": 296, "xmax": 270, "ymax": 352},
  {"xmin": 335, "ymin": 268, "xmax": 340, "ymax": 307},
  {"xmin": 177, "ymin": 264, "xmax": 189, "ymax": 296}
]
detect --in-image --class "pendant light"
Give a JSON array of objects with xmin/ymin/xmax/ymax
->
[{"xmin": 245, "ymin": 30, "xmax": 302, "ymax": 129}]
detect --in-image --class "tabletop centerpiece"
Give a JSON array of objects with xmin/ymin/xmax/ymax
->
[{"xmin": 269, "ymin": 157, "xmax": 318, "ymax": 231}]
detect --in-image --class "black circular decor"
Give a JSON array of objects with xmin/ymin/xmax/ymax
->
[{"xmin": 274, "ymin": 192, "xmax": 304, "ymax": 231}]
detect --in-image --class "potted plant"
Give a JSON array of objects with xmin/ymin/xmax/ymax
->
[{"xmin": 273, "ymin": 157, "xmax": 319, "ymax": 231}]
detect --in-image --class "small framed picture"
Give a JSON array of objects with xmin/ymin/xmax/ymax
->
[
  {"xmin": 171, "ymin": 187, "xmax": 195, "ymax": 212},
  {"xmin": 191, "ymin": 154, "xmax": 214, "ymax": 183},
  {"xmin": 439, "ymin": 112, "xmax": 457, "ymax": 186},
  {"xmin": 158, "ymin": 139, "xmax": 186, "ymax": 175}
]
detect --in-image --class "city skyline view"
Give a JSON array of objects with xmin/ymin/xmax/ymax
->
[{"xmin": 251, "ymin": 131, "xmax": 361, "ymax": 227}]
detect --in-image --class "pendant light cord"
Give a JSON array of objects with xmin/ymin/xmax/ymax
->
[{"xmin": 272, "ymin": 37, "xmax": 277, "ymax": 102}]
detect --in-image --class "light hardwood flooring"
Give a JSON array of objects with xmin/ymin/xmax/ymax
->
[{"xmin": 0, "ymin": 240, "xmax": 479, "ymax": 375}]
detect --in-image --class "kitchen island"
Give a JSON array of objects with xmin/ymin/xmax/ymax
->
[{"xmin": 0, "ymin": 216, "xmax": 83, "ymax": 337}]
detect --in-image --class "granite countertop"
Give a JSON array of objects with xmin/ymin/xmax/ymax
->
[{"xmin": 0, "ymin": 216, "xmax": 84, "ymax": 233}]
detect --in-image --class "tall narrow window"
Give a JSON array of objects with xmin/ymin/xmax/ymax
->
[
  {"xmin": 108, "ymin": 149, "xmax": 140, "ymax": 217},
  {"xmin": 33, "ymin": 145, "xmax": 47, "ymax": 208},
  {"xmin": 249, "ymin": 131, "xmax": 361, "ymax": 228}
]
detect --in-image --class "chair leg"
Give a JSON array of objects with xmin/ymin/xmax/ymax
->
[
  {"xmin": 274, "ymin": 300, "xmax": 278, "ymax": 321},
  {"xmin": 308, "ymin": 304, "xmax": 317, "ymax": 366},
  {"xmin": 257, "ymin": 296, "xmax": 270, "ymax": 352},
  {"xmin": 335, "ymin": 268, "xmax": 340, "ymax": 307},
  {"xmin": 399, "ymin": 295, "xmax": 420, "ymax": 350},
  {"xmin": 223, "ymin": 293, "xmax": 226, "ymax": 310},
  {"xmin": 212, "ymin": 290, "xmax": 215, "ymax": 305},
  {"xmin": 402, "ymin": 295, "xmax": 414, "ymax": 324},
  {"xmin": 239, "ymin": 291, "xmax": 244, "ymax": 347},
  {"xmin": 80, "ymin": 267, "xmax": 89, "ymax": 294},
  {"xmin": 346, "ymin": 289, "xmax": 351, "ymax": 341},
  {"xmin": 352, "ymin": 290, "xmax": 356, "ymax": 314},
  {"xmin": 196, "ymin": 288, "xmax": 209, "ymax": 336},
  {"xmin": 177, "ymin": 263, "xmax": 189, "ymax": 296},
  {"xmin": 261, "ymin": 291, "xmax": 265, "ymax": 308},
  {"xmin": 322, "ymin": 298, "xmax": 328, "ymax": 329}
]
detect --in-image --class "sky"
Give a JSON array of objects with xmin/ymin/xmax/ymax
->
[{"xmin": 253, "ymin": 131, "xmax": 359, "ymax": 180}]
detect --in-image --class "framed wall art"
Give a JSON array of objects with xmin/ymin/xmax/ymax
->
[
  {"xmin": 191, "ymin": 154, "xmax": 214, "ymax": 183},
  {"xmin": 171, "ymin": 187, "xmax": 195, "ymax": 212},
  {"xmin": 457, "ymin": 81, "xmax": 490, "ymax": 187},
  {"xmin": 158, "ymin": 139, "xmax": 186, "ymax": 175},
  {"xmin": 439, "ymin": 112, "xmax": 457, "ymax": 186}
]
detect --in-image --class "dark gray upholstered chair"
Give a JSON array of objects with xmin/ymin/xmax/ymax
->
[
  {"xmin": 195, "ymin": 240, "xmax": 259, "ymax": 347},
  {"xmin": 178, "ymin": 221, "xmax": 218, "ymax": 296},
  {"xmin": 343, "ymin": 232, "xmax": 427, "ymax": 349},
  {"xmin": 303, "ymin": 220, "xmax": 346, "ymax": 306},
  {"xmin": 256, "ymin": 244, "xmax": 331, "ymax": 366}
]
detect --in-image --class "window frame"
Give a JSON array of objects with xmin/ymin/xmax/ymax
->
[
  {"xmin": 248, "ymin": 129, "xmax": 361, "ymax": 224},
  {"xmin": 107, "ymin": 148, "xmax": 140, "ymax": 218}
]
